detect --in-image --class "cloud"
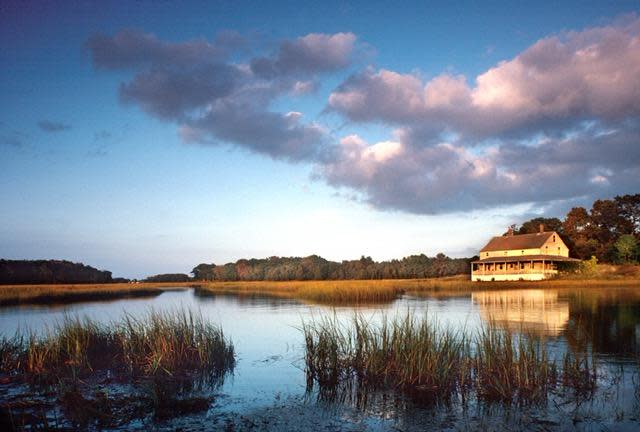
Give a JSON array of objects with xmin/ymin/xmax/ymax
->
[
  {"xmin": 321, "ymin": 122, "xmax": 640, "ymax": 214},
  {"xmin": 38, "ymin": 120, "xmax": 71, "ymax": 132},
  {"xmin": 329, "ymin": 17, "xmax": 640, "ymax": 138},
  {"xmin": 86, "ymin": 29, "xmax": 240, "ymax": 69},
  {"xmin": 88, "ymin": 20, "xmax": 640, "ymax": 215},
  {"xmin": 250, "ymin": 32, "xmax": 356, "ymax": 78},
  {"xmin": 181, "ymin": 106, "xmax": 332, "ymax": 162},
  {"xmin": 1, "ymin": 131, "xmax": 27, "ymax": 148},
  {"xmin": 88, "ymin": 30, "xmax": 356, "ymax": 161},
  {"xmin": 321, "ymin": 16, "xmax": 640, "ymax": 213},
  {"xmin": 119, "ymin": 63, "xmax": 240, "ymax": 119}
]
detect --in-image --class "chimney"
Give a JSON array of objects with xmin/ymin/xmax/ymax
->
[
  {"xmin": 539, "ymin": 223, "xmax": 544, "ymax": 233},
  {"xmin": 507, "ymin": 226, "xmax": 514, "ymax": 236}
]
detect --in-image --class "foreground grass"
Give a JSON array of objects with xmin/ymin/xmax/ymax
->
[
  {"xmin": 0, "ymin": 309, "xmax": 234, "ymax": 384},
  {"xmin": 195, "ymin": 275, "xmax": 640, "ymax": 304},
  {"xmin": 303, "ymin": 314, "xmax": 596, "ymax": 404},
  {"xmin": 0, "ymin": 310, "xmax": 235, "ymax": 428},
  {"xmin": 0, "ymin": 282, "xmax": 193, "ymax": 306}
]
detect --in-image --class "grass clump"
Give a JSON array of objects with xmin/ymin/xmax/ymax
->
[
  {"xmin": 304, "ymin": 314, "xmax": 471, "ymax": 402},
  {"xmin": 303, "ymin": 313, "xmax": 597, "ymax": 405},
  {"xmin": 474, "ymin": 325, "xmax": 557, "ymax": 402},
  {"xmin": 0, "ymin": 309, "xmax": 234, "ymax": 384},
  {"xmin": 0, "ymin": 310, "xmax": 235, "ymax": 428}
]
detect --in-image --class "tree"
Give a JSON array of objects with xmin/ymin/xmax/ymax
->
[
  {"xmin": 615, "ymin": 194, "xmax": 640, "ymax": 235},
  {"xmin": 563, "ymin": 207, "xmax": 592, "ymax": 259},
  {"xmin": 517, "ymin": 217, "xmax": 563, "ymax": 234},
  {"xmin": 615, "ymin": 235, "xmax": 638, "ymax": 263},
  {"xmin": 589, "ymin": 199, "xmax": 626, "ymax": 260}
]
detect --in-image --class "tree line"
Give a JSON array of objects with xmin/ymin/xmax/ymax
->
[
  {"xmin": 509, "ymin": 194, "xmax": 640, "ymax": 263},
  {"xmin": 191, "ymin": 253, "xmax": 471, "ymax": 281},
  {"xmin": 0, "ymin": 260, "xmax": 114, "ymax": 285}
]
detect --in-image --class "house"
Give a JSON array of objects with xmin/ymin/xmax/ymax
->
[{"xmin": 471, "ymin": 225, "xmax": 580, "ymax": 281}]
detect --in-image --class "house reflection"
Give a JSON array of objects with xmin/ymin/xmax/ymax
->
[{"xmin": 472, "ymin": 289, "xmax": 569, "ymax": 336}]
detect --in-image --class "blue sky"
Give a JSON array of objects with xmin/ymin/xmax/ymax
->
[{"xmin": 1, "ymin": 1, "xmax": 639, "ymax": 278}]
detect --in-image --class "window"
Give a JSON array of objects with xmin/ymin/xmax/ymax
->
[
  {"xmin": 499, "ymin": 264, "xmax": 503, "ymax": 270},
  {"xmin": 504, "ymin": 251, "xmax": 507, "ymax": 255},
  {"xmin": 521, "ymin": 250, "xmax": 524, "ymax": 254},
  {"xmin": 553, "ymin": 235, "xmax": 556, "ymax": 242},
  {"xmin": 486, "ymin": 253, "xmax": 489, "ymax": 257}
]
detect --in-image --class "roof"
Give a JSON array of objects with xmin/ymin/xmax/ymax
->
[
  {"xmin": 472, "ymin": 255, "xmax": 581, "ymax": 264},
  {"xmin": 480, "ymin": 231, "xmax": 556, "ymax": 252}
]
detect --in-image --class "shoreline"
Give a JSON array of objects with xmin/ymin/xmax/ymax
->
[
  {"xmin": 0, "ymin": 282, "xmax": 194, "ymax": 307},
  {"xmin": 1, "ymin": 275, "xmax": 638, "ymax": 306}
]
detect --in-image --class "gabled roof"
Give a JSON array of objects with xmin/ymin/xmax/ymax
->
[{"xmin": 480, "ymin": 231, "xmax": 556, "ymax": 252}]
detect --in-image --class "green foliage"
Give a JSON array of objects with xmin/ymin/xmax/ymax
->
[
  {"xmin": 516, "ymin": 193, "xmax": 640, "ymax": 263},
  {"xmin": 614, "ymin": 234, "xmax": 638, "ymax": 263},
  {"xmin": 144, "ymin": 273, "xmax": 191, "ymax": 283},
  {"xmin": 578, "ymin": 256, "xmax": 598, "ymax": 275},
  {"xmin": 0, "ymin": 259, "xmax": 113, "ymax": 285},
  {"xmin": 191, "ymin": 253, "xmax": 471, "ymax": 281}
]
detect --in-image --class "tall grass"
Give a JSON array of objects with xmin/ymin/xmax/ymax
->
[
  {"xmin": 303, "ymin": 313, "xmax": 471, "ymax": 402},
  {"xmin": 474, "ymin": 325, "xmax": 556, "ymax": 402},
  {"xmin": 0, "ymin": 282, "xmax": 193, "ymax": 306},
  {"xmin": 303, "ymin": 313, "xmax": 595, "ymax": 405},
  {"xmin": 0, "ymin": 310, "xmax": 234, "ymax": 385},
  {"xmin": 197, "ymin": 276, "xmax": 640, "ymax": 305}
]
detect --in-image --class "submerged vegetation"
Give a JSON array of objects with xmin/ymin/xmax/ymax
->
[
  {"xmin": 0, "ymin": 310, "xmax": 234, "ymax": 429},
  {"xmin": 303, "ymin": 314, "xmax": 597, "ymax": 405}
]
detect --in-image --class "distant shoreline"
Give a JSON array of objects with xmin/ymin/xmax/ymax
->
[{"xmin": 1, "ymin": 273, "xmax": 639, "ymax": 306}]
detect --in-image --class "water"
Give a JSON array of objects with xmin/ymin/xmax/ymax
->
[{"xmin": 1, "ymin": 286, "xmax": 639, "ymax": 430}]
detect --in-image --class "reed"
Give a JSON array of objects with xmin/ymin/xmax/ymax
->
[
  {"xmin": 304, "ymin": 313, "xmax": 471, "ymax": 401},
  {"xmin": 0, "ymin": 310, "xmax": 235, "ymax": 385},
  {"xmin": 474, "ymin": 325, "xmax": 556, "ymax": 402},
  {"xmin": 303, "ymin": 313, "xmax": 597, "ymax": 405},
  {"xmin": 197, "ymin": 276, "xmax": 640, "ymax": 304}
]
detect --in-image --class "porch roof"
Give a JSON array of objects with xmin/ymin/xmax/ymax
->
[{"xmin": 471, "ymin": 255, "xmax": 581, "ymax": 264}]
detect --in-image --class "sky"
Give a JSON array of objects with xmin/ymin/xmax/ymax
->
[{"xmin": 1, "ymin": 1, "xmax": 639, "ymax": 278}]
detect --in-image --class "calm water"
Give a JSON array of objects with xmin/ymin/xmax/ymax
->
[{"xmin": 1, "ymin": 286, "xmax": 640, "ymax": 430}]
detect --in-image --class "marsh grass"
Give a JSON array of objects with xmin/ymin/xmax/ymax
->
[
  {"xmin": 197, "ymin": 276, "xmax": 640, "ymax": 305},
  {"xmin": 303, "ymin": 313, "xmax": 596, "ymax": 405},
  {"xmin": 0, "ymin": 309, "xmax": 234, "ymax": 385},
  {"xmin": 475, "ymin": 325, "xmax": 557, "ymax": 402},
  {"xmin": 0, "ymin": 310, "xmax": 235, "ymax": 428},
  {"xmin": 0, "ymin": 282, "xmax": 193, "ymax": 306}
]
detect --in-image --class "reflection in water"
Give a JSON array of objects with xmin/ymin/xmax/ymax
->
[
  {"xmin": 472, "ymin": 289, "xmax": 569, "ymax": 336},
  {"xmin": 1, "ymin": 286, "xmax": 640, "ymax": 430},
  {"xmin": 563, "ymin": 288, "xmax": 640, "ymax": 358}
]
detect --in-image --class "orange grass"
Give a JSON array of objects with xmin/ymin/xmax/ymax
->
[
  {"xmin": 195, "ymin": 275, "xmax": 640, "ymax": 304},
  {"xmin": 0, "ymin": 282, "xmax": 193, "ymax": 306}
]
